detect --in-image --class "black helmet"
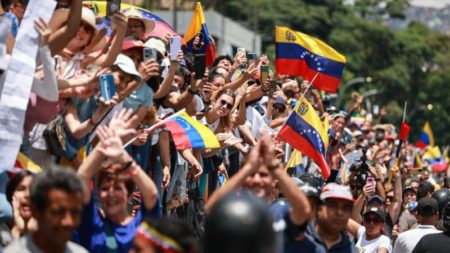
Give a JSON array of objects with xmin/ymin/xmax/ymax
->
[
  {"xmin": 432, "ymin": 189, "xmax": 450, "ymax": 217},
  {"xmin": 204, "ymin": 192, "xmax": 275, "ymax": 253},
  {"xmin": 442, "ymin": 202, "xmax": 450, "ymax": 231}
]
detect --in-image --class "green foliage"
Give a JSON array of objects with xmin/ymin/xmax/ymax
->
[{"xmin": 207, "ymin": 0, "xmax": 449, "ymax": 146}]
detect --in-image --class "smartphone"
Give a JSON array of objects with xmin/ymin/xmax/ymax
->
[
  {"xmin": 237, "ymin": 48, "xmax": 246, "ymax": 55},
  {"xmin": 107, "ymin": 0, "xmax": 121, "ymax": 18},
  {"xmin": 169, "ymin": 35, "xmax": 181, "ymax": 61},
  {"xmin": 246, "ymin": 52, "xmax": 257, "ymax": 63},
  {"xmin": 143, "ymin": 47, "xmax": 158, "ymax": 62},
  {"xmin": 366, "ymin": 176, "xmax": 375, "ymax": 193},
  {"xmin": 99, "ymin": 74, "xmax": 115, "ymax": 101},
  {"xmin": 260, "ymin": 65, "xmax": 269, "ymax": 84},
  {"xmin": 194, "ymin": 54, "xmax": 206, "ymax": 79},
  {"xmin": 373, "ymin": 104, "xmax": 380, "ymax": 116},
  {"xmin": 269, "ymin": 80, "xmax": 277, "ymax": 96}
]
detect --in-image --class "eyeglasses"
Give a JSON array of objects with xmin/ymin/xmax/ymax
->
[
  {"xmin": 219, "ymin": 99, "xmax": 233, "ymax": 110},
  {"xmin": 363, "ymin": 217, "xmax": 383, "ymax": 224},
  {"xmin": 81, "ymin": 23, "xmax": 94, "ymax": 34}
]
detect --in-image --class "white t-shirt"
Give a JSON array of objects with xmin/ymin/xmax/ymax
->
[
  {"xmin": 356, "ymin": 226, "xmax": 392, "ymax": 253},
  {"xmin": 393, "ymin": 224, "xmax": 441, "ymax": 253},
  {"xmin": 4, "ymin": 234, "xmax": 88, "ymax": 253}
]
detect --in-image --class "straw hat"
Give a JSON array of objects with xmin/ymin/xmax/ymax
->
[
  {"xmin": 49, "ymin": 7, "xmax": 107, "ymax": 53},
  {"xmin": 123, "ymin": 7, "xmax": 155, "ymax": 35}
]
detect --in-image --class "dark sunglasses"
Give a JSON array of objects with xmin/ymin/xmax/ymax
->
[
  {"xmin": 220, "ymin": 99, "xmax": 233, "ymax": 110},
  {"xmin": 364, "ymin": 217, "xmax": 383, "ymax": 224}
]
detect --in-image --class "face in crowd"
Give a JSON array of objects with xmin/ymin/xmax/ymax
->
[
  {"xmin": 363, "ymin": 213, "xmax": 384, "ymax": 238},
  {"xmin": 127, "ymin": 19, "xmax": 146, "ymax": 39},
  {"xmin": 332, "ymin": 116, "xmax": 345, "ymax": 133},
  {"xmin": 213, "ymin": 92, "xmax": 235, "ymax": 118},
  {"xmin": 317, "ymin": 198, "xmax": 353, "ymax": 235},
  {"xmin": 67, "ymin": 21, "xmax": 95, "ymax": 51},
  {"xmin": 6, "ymin": 172, "xmax": 34, "ymax": 221},
  {"xmin": 244, "ymin": 166, "xmax": 274, "ymax": 199},
  {"xmin": 97, "ymin": 167, "xmax": 135, "ymax": 220}
]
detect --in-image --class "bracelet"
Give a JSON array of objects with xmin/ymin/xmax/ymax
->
[{"xmin": 188, "ymin": 87, "xmax": 199, "ymax": 95}]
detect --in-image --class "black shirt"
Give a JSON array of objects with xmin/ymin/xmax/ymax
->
[{"xmin": 412, "ymin": 232, "xmax": 450, "ymax": 253}]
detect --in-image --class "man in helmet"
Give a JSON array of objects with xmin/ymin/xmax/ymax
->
[{"xmin": 412, "ymin": 201, "xmax": 450, "ymax": 253}]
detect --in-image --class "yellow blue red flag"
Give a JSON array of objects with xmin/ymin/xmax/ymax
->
[
  {"xmin": 183, "ymin": 2, "xmax": 215, "ymax": 65},
  {"xmin": 275, "ymin": 26, "xmax": 346, "ymax": 93},
  {"xmin": 278, "ymin": 97, "xmax": 330, "ymax": 178},
  {"xmin": 416, "ymin": 121, "xmax": 435, "ymax": 149}
]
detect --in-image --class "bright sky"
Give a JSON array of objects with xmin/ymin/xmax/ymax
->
[{"xmin": 411, "ymin": 0, "xmax": 450, "ymax": 8}]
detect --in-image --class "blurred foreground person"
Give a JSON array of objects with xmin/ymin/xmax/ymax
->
[
  {"xmin": 4, "ymin": 168, "xmax": 88, "ymax": 253},
  {"xmin": 204, "ymin": 192, "xmax": 275, "ymax": 253},
  {"xmin": 130, "ymin": 217, "xmax": 197, "ymax": 253}
]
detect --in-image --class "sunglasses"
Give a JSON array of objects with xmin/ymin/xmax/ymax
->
[
  {"xmin": 219, "ymin": 99, "xmax": 233, "ymax": 110},
  {"xmin": 363, "ymin": 216, "xmax": 383, "ymax": 224}
]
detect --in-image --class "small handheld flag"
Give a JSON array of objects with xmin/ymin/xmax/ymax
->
[
  {"xmin": 124, "ymin": 110, "xmax": 220, "ymax": 151},
  {"xmin": 183, "ymin": 2, "xmax": 215, "ymax": 66},
  {"xmin": 275, "ymin": 26, "xmax": 346, "ymax": 93}
]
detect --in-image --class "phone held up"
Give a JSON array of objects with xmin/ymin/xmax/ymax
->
[
  {"xmin": 99, "ymin": 74, "xmax": 116, "ymax": 101},
  {"xmin": 143, "ymin": 47, "xmax": 158, "ymax": 62},
  {"xmin": 260, "ymin": 64, "xmax": 269, "ymax": 84},
  {"xmin": 169, "ymin": 35, "xmax": 182, "ymax": 61},
  {"xmin": 107, "ymin": 0, "xmax": 121, "ymax": 18},
  {"xmin": 194, "ymin": 54, "xmax": 206, "ymax": 80}
]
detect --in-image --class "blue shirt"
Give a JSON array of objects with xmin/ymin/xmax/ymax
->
[
  {"xmin": 270, "ymin": 199, "xmax": 309, "ymax": 253},
  {"xmin": 306, "ymin": 220, "xmax": 358, "ymax": 253},
  {"xmin": 75, "ymin": 195, "xmax": 160, "ymax": 253},
  {"xmin": 123, "ymin": 84, "xmax": 153, "ymax": 111},
  {"xmin": 4, "ymin": 12, "xmax": 18, "ymax": 37}
]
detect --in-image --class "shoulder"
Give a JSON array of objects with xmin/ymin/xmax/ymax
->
[
  {"xmin": 66, "ymin": 241, "xmax": 89, "ymax": 253},
  {"xmin": 4, "ymin": 237, "xmax": 29, "ymax": 253}
]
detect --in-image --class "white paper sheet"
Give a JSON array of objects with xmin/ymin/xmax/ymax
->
[{"xmin": 0, "ymin": 0, "xmax": 57, "ymax": 172}]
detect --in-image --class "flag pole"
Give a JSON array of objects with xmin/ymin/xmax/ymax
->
[
  {"xmin": 299, "ymin": 72, "xmax": 320, "ymax": 100},
  {"xmin": 402, "ymin": 101, "xmax": 407, "ymax": 123}
]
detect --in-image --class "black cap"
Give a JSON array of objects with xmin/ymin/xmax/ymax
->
[
  {"xmin": 417, "ymin": 197, "xmax": 439, "ymax": 217},
  {"xmin": 363, "ymin": 206, "xmax": 386, "ymax": 222},
  {"xmin": 403, "ymin": 186, "xmax": 417, "ymax": 195}
]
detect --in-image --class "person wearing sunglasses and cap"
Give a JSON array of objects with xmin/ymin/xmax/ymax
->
[{"xmin": 347, "ymin": 206, "xmax": 392, "ymax": 253}]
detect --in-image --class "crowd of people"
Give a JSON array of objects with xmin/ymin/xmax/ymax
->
[{"xmin": 0, "ymin": 1, "xmax": 449, "ymax": 253}]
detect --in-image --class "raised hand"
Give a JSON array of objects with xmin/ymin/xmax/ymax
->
[
  {"xmin": 139, "ymin": 59, "xmax": 160, "ymax": 81},
  {"xmin": 108, "ymin": 108, "xmax": 137, "ymax": 138},
  {"xmin": 34, "ymin": 17, "xmax": 51, "ymax": 47},
  {"xmin": 96, "ymin": 125, "xmax": 124, "ymax": 161}
]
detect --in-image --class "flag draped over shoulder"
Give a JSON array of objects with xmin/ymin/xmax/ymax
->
[
  {"xmin": 416, "ymin": 122, "xmax": 435, "ymax": 149},
  {"xmin": 183, "ymin": 2, "xmax": 215, "ymax": 65},
  {"xmin": 275, "ymin": 26, "xmax": 346, "ymax": 93},
  {"xmin": 278, "ymin": 98, "xmax": 330, "ymax": 178},
  {"xmin": 158, "ymin": 110, "xmax": 220, "ymax": 150}
]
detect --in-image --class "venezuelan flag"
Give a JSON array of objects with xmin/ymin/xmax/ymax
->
[
  {"xmin": 416, "ymin": 121, "xmax": 435, "ymax": 149},
  {"xmin": 275, "ymin": 26, "xmax": 346, "ymax": 93},
  {"xmin": 278, "ymin": 97, "xmax": 330, "ymax": 178},
  {"xmin": 162, "ymin": 110, "xmax": 220, "ymax": 150},
  {"xmin": 11, "ymin": 152, "xmax": 42, "ymax": 173},
  {"xmin": 183, "ymin": 2, "xmax": 215, "ymax": 66}
]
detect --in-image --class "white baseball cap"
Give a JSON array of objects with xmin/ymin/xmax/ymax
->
[
  {"xmin": 320, "ymin": 183, "xmax": 354, "ymax": 203},
  {"xmin": 113, "ymin": 54, "xmax": 142, "ymax": 83}
]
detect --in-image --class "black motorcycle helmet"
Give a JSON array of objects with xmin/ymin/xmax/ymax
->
[
  {"xmin": 204, "ymin": 192, "xmax": 275, "ymax": 253},
  {"xmin": 432, "ymin": 189, "xmax": 450, "ymax": 218}
]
